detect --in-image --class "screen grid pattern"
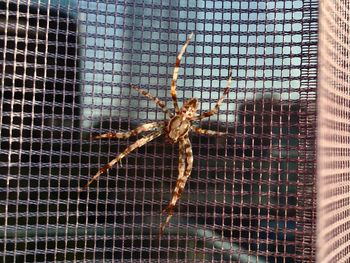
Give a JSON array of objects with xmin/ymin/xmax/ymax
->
[
  {"xmin": 0, "ymin": 0, "xmax": 318, "ymax": 262},
  {"xmin": 317, "ymin": 1, "xmax": 350, "ymax": 262}
]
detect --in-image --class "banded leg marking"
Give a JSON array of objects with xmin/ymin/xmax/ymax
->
[
  {"xmin": 80, "ymin": 130, "xmax": 163, "ymax": 191},
  {"xmin": 130, "ymin": 84, "xmax": 173, "ymax": 118},
  {"xmin": 160, "ymin": 136, "xmax": 186, "ymax": 235},
  {"xmin": 171, "ymin": 32, "xmax": 193, "ymax": 113},
  {"xmin": 161, "ymin": 135, "xmax": 193, "ymax": 235},
  {"xmin": 93, "ymin": 121, "xmax": 165, "ymax": 140},
  {"xmin": 191, "ymin": 126, "xmax": 227, "ymax": 137},
  {"xmin": 195, "ymin": 67, "xmax": 232, "ymax": 120}
]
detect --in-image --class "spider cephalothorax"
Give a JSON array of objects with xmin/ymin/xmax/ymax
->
[{"xmin": 81, "ymin": 33, "xmax": 232, "ymax": 236}]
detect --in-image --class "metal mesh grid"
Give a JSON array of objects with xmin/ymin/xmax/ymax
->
[
  {"xmin": 317, "ymin": 1, "xmax": 350, "ymax": 262},
  {"xmin": 0, "ymin": 0, "xmax": 318, "ymax": 262}
]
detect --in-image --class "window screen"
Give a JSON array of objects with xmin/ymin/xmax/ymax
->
[
  {"xmin": 317, "ymin": 1, "xmax": 350, "ymax": 262},
  {"xmin": 0, "ymin": 0, "xmax": 318, "ymax": 262}
]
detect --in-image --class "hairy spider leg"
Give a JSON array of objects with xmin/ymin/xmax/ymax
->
[
  {"xmin": 130, "ymin": 84, "xmax": 173, "ymax": 118},
  {"xmin": 80, "ymin": 130, "xmax": 163, "ymax": 191},
  {"xmin": 160, "ymin": 135, "xmax": 193, "ymax": 235},
  {"xmin": 191, "ymin": 126, "xmax": 227, "ymax": 137},
  {"xmin": 171, "ymin": 32, "xmax": 193, "ymax": 113},
  {"xmin": 93, "ymin": 121, "xmax": 165, "ymax": 140},
  {"xmin": 195, "ymin": 67, "xmax": 233, "ymax": 120}
]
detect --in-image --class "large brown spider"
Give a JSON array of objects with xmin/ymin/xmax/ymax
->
[{"xmin": 80, "ymin": 33, "xmax": 232, "ymax": 235}]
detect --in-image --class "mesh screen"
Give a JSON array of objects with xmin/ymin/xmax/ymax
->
[
  {"xmin": 317, "ymin": 1, "xmax": 350, "ymax": 262},
  {"xmin": 0, "ymin": 0, "xmax": 318, "ymax": 262}
]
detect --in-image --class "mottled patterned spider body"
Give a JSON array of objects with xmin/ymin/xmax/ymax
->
[
  {"xmin": 80, "ymin": 33, "xmax": 232, "ymax": 236},
  {"xmin": 166, "ymin": 98, "xmax": 198, "ymax": 143}
]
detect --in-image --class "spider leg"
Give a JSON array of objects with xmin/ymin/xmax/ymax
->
[
  {"xmin": 171, "ymin": 32, "xmax": 193, "ymax": 113},
  {"xmin": 160, "ymin": 135, "xmax": 193, "ymax": 235},
  {"xmin": 194, "ymin": 67, "xmax": 232, "ymax": 120},
  {"xmin": 80, "ymin": 130, "xmax": 163, "ymax": 191},
  {"xmin": 160, "ymin": 136, "xmax": 186, "ymax": 235},
  {"xmin": 191, "ymin": 125, "xmax": 227, "ymax": 136},
  {"xmin": 130, "ymin": 84, "xmax": 173, "ymax": 118},
  {"xmin": 93, "ymin": 121, "xmax": 165, "ymax": 140}
]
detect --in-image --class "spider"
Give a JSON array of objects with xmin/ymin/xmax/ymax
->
[{"xmin": 80, "ymin": 33, "xmax": 232, "ymax": 236}]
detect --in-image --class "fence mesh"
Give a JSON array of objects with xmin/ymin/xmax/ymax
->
[
  {"xmin": 0, "ymin": 0, "xmax": 319, "ymax": 262},
  {"xmin": 317, "ymin": 1, "xmax": 350, "ymax": 262}
]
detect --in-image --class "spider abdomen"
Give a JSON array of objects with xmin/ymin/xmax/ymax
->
[{"xmin": 166, "ymin": 115, "xmax": 191, "ymax": 143}]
